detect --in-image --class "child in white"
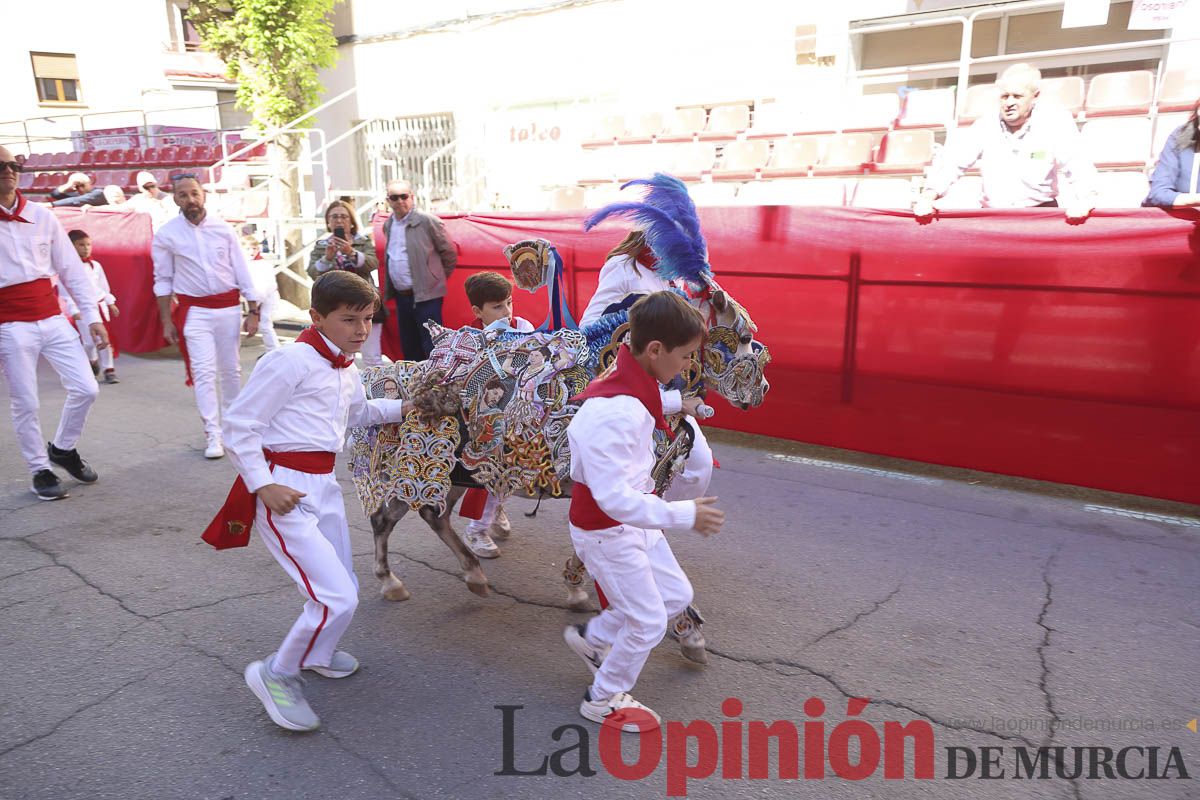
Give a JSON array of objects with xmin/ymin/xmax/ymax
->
[
  {"xmin": 246, "ymin": 254, "xmax": 281, "ymax": 351},
  {"xmin": 220, "ymin": 271, "xmax": 405, "ymax": 732},
  {"xmin": 563, "ymin": 291, "xmax": 724, "ymax": 732},
  {"xmin": 66, "ymin": 230, "xmax": 119, "ymax": 383}
]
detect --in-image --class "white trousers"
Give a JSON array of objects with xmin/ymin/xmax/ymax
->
[
  {"xmin": 0, "ymin": 316, "xmax": 99, "ymax": 474},
  {"xmin": 466, "ymin": 491, "xmax": 504, "ymax": 534},
  {"xmin": 256, "ymin": 465, "xmax": 359, "ymax": 676},
  {"xmin": 183, "ymin": 305, "xmax": 243, "ymax": 437},
  {"xmin": 570, "ymin": 523, "xmax": 693, "ymax": 701},
  {"xmin": 359, "ymin": 323, "xmax": 383, "ymax": 367},
  {"xmin": 75, "ymin": 317, "xmax": 114, "ymax": 371},
  {"xmin": 258, "ymin": 291, "xmax": 280, "ymax": 351}
]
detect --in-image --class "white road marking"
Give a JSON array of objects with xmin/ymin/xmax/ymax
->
[
  {"xmin": 1083, "ymin": 504, "xmax": 1200, "ymax": 529},
  {"xmin": 769, "ymin": 454, "xmax": 941, "ymax": 484}
]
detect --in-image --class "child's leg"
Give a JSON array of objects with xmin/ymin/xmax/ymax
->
[
  {"xmin": 571, "ymin": 525, "xmax": 668, "ymax": 701},
  {"xmin": 304, "ymin": 475, "xmax": 360, "ymax": 668},
  {"xmin": 97, "ymin": 339, "xmax": 115, "ymax": 372},
  {"xmin": 466, "ymin": 491, "xmax": 501, "ymax": 533},
  {"xmin": 259, "ymin": 292, "xmax": 280, "ymax": 351},
  {"xmin": 645, "ymin": 531, "xmax": 694, "ymax": 619},
  {"xmin": 255, "ymin": 469, "xmax": 358, "ymax": 675}
]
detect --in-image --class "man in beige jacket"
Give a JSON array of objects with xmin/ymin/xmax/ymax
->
[{"xmin": 381, "ymin": 179, "xmax": 457, "ymax": 360}]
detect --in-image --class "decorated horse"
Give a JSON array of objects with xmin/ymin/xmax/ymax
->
[{"xmin": 348, "ymin": 174, "xmax": 771, "ymax": 662}]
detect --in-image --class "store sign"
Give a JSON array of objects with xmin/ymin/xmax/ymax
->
[{"xmin": 1128, "ymin": 0, "xmax": 1191, "ymax": 29}]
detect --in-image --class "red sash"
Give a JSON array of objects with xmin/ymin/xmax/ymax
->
[
  {"xmin": 0, "ymin": 278, "xmax": 61, "ymax": 323},
  {"xmin": 201, "ymin": 450, "xmax": 336, "ymax": 550},
  {"xmin": 171, "ymin": 289, "xmax": 240, "ymax": 386}
]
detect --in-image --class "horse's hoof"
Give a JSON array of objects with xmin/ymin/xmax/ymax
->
[
  {"xmin": 566, "ymin": 587, "xmax": 591, "ymax": 612},
  {"xmin": 466, "ymin": 578, "xmax": 491, "ymax": 597},
  {"xmin": 381, "ymin": 582, "xmax": 411, "ymax": 602},
  {"xmin": 680, "ymin": 642, "xmax": 710, "ymax": 665}
]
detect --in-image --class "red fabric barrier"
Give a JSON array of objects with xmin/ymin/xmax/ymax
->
[
  {"xmin": 393, "ymin": 207, "xmax": 1199, "ymax": 505},
  {"xmin": 52, "ymin": 208, "xmax": 165, "ymax": 353}
]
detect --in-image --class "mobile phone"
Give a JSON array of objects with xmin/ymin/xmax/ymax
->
[{"xmin": 333, "ymin": 226, "xmax": 346, "ymax": 241}]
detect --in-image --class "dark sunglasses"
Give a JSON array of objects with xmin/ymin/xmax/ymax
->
[
  {"xmin": 170, "ymin": 172, "xmax": 198, "ymax": 182},
  {"xmin": 0, "ymin": 161, "xmax": 24, "ymax": 174},
  {"xmin": 387, "ymin": 193, "xmax": 410, "ymax": 201}
]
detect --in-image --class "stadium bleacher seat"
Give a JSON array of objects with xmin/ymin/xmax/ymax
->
[
  {"xmin": 623, "ymin": 112, "xmax": 665, "ymax": 144},
  {"xmin": 959, "ymin": 84, "xmax": 1000, "ymax": 125},
  {"xmin": 153, "ymin": 169, "xmax": 172, "ymax": 187},
  {"xmin": 32, "ymin": 173, "xmax": 55, "ymax": 190},
  {"xmin": 1093, "ymin": 171, "xmax": 1150, "ymax": 208},
  {"xmin": 712, "ymin": 139, "xmax": 770, "ymax": 180},
  {"xmin": 668, "ymin": 142, "xmax": 717, "ymax": 180},
  {"xmin": 872, "ymin": 129, "xmax": 934, "ymax": 175},
  {"xmin": 192, "ymin": 145, "xmax": 217, "ymax": 165},
  {"xmin": 583, "ymin": 114, "xmax": 626, "ymax": 147},
  {"xmin": 1084, "ymin": 70, "xmax": 1154, "ymax": 117},
  {"xmin": 613, "ymin": 144, "xmax": 662, "ymax": 182},
  {"xmin": 157, "ymin": 146, "xmax": 179, "ymax": 167},
  {"xmin": 120, "ymin": 148, "xmax": 142, "ymax": 166},
  {"xmin": 688, "ymin": 181, "xmax": 739, "ymax": 206},
  {"xmin": 737, "ymin": 177, "xmax": 846, "ymax": 206},
  {"xmin": 24, "ymin": 153, "xmax": 50, "ymax": 171},
  {"xmin": 700, "ymin": 104, "xmax": 750, "ymax": 141},
  {"xmin": 77, "ymin": 150, "xmax": 97, "ymax": 168},
  {"xmin": 897, "ymin": 87, "xmax": 955, "ymax": 129},
  {"xmin": 1039, "ymin": 76, "xmax": 1085, "ymax": 116},
  {"xmin": 1081, "ymin": 118, "xmax": 1152, "ymax": 167},
  {"xmin": 49, "ymin": 152, "xmax": 71, "ymax": 170},
  {"xmin": 849, "ymin": 177, "xmax": 916, "ymax": 208},
  {"xmin": 18, "ymin": 172, "xmax": 35, "ymax": 191},
  {"xmin": 842, "ymin": 93, "xmax": 900, "ymax": 132},
  {"xmin": 812, "ymin": 133, "xmax": 873, "ymax": 175},
  {"xmin": 1157, "ymin": 69, "xmax": 1200, "ymax": 113},
  {"xmin": 747, "ymin": 102, "xmax": 797, "ymax": 139},
  {"xmin": 578, "ymin": 147, "xmax": 618, "ymax": 185},
  {"xmin": 174, "ymin": 146, "xmax": 196, "ymax": 166},
  {"xmin": 583, "ymin": 183, "xmax": 626, "ymax": 209},
  {"xmin": 935, "ymin": 175, "xmax": 984, "ymax": 209},
  {"xmin": 550, "ymin": 186, "xmax": 585, "ymax": 210},
  {"xmin": 657, "ymin": 107, "xmax": 707, "ymax": 143},
  {"xmin": 762, "ymin": 135, "xmax": 824, "ymax": 178}
]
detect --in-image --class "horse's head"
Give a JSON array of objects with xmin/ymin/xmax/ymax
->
[{"xmin": 687, "ymin": 280, "xmax": 771, "ymax": 410}]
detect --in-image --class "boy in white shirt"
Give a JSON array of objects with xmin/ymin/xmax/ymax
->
[
  {"xmin": 562, "ymin": 291, "xmax": 724, "ymax": 731},
  {"xmin": 457, "ymin": 271, "xmax": 535, "ymax": 557},
  {"xmin": 207, "ymin": 271, "xmax": 406, "ymax": 732},
  {"xmin": 67, "ymin": 230, "xmax": 120, "ymax": 383}
]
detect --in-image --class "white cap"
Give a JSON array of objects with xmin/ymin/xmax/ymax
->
[{"xmin": 136, "ymin": 170, "xmax": 156, "ymax": 188}]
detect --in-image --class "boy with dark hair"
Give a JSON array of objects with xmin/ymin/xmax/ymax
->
[
  {"xmin": 562, "ymin": 290, "xmax": 724, "ymax": 731},
  {"xmin": 66, "ymin": 230, "xmax": 120, "ymax": 383},
  {"xmin": 458, "ymin": 271, "xmax": 534, "ymax": 557},
  {"xmin": 212, "ymin": 270, "xmax": 406, "ymax": 731}
]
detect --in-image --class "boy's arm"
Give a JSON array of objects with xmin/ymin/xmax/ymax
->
[
  {"xmin": 347, "ymin": 373, "xmax": 405, "ymax": 426},
  {"xmin": 93, "ymin": 260, "xmax": 117, "ymax": 305},
  {"xmin": 572, "ymin": 405, "xmax": 696, "ymax": 531},
  {"xmin": 222, "ymin": 353, "xmax": 303, "ymax": 492},
  {"xmin": 52, "ymin": 225, "xmax": 101, "ymax": 325}
]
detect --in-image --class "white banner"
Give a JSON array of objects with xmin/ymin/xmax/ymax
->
[
  {"xmin": 1062, "ymin": 0, "xmax": 1111, "ymax": 28},
  {"xmin": 1128, "ymin": 0, "xmax": 1190, "ymax": 29}
]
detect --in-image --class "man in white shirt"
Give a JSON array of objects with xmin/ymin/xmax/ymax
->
[
  {"xmin": 152, "ymin": 175, "xmax": 260, "ymax": 459},
  {"xmin": 914, "ymin": 63, "xmax": 1096, "ymax": 221},
  {"xmin": 0, "ymin": 146, "xmax": 107, "ymax": 500},
  {"xmin": 126, "ymin": 171, "xmax": 177, "ymax": 231}
]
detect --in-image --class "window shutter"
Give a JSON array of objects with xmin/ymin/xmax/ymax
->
[{"xmin": 31, "ymin": 53, "xmax": 79, "ymax": 80}]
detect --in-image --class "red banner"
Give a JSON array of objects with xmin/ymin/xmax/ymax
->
[
  {"xmin": 374, "ymin": 207, "xmax": 1200, "ymax": 505},
  {"xmin": 51, "ymin": 207, "xmax": 165, "ymax": 354}
]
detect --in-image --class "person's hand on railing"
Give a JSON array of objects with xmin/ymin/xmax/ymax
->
[
  {"xmin": 912, "ymin": 190, "xmax": 936, "ymax": 220},
  {"xmin": 1064, "ymin": 202, "xmax": 1093, "ymax": 223}
]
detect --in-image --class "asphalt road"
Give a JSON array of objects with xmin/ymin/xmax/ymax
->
[{"xmin": 1, "ymin": 340, "xmax": 1197, "ymax": 800}]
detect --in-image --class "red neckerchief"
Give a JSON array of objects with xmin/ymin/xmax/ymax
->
[
  {"xmin": 0, "ymin": 191, "xmax": 32, "ymax": 224},
  {"xmin": 297, "ymin": 327, "xmax": 354, "ymax": 368},
  {"xmin": 636, "ymin": 244, "xmax": 658, "ymax": 271},
  {"xmin": 574, "ymin": 344, "xmax": 670, "ymax": 433}
]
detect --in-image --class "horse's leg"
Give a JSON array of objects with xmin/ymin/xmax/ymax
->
[
  {"xmin": 371, "ymin": 497, "xmax": 412, "ymax": 601},
  {"xmin": 562, "ymin": 552, "xmax": 592, "ymax": 612},
  {"xmin": 419, "ymin": 485, "xmax": 490, "ymax": 597},
  {"xmin": 668, "ymin": 603, "xmax": 709, "ymax": 665}
]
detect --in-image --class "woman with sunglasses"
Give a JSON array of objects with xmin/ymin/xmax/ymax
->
[{"xmin": 307, "ymin": 200, "xmax": 385, "ymax": 365}]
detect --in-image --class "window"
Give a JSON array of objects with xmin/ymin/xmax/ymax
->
[{"xmin": 31, "ymin": 52, "xmax": 82, "ymax": 104}]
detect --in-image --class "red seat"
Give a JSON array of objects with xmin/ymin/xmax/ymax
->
[
  {"xmin": 24, "ymin": 153, "xmax": 50, "ymax": 170},
  {"xmin": 120, "ymin": 148, "xmax": 142, "ymax": 166},
  {"xmin": 49, "ymin": 152, "xmax": 71, "ymax": 170},
  {"xmin": 153, "ymin": 169, "xmax": 172, "ymax": 186},
  {"xmin": 92, "ymin": 150, "xmax": 112, "ymax": 167},
  {"xmin": 762, "ymin": 135, "xmax": 825, "ymax": 178},
  {"xmin": 77, "ymin": 150, "xmax": 97, "ymax": 168},
  {"xmin": 173, "ymin": 146, "xmax": 196, "ymax": 165},
  {"xmin": 93, "ymin": 170, "xmax": 114, "ymax": 187},
  {"xmin": 872, "ymin": 130, "xmax": 935, "ymax": 175},
  {"xmin": 192, "ymin": 145, "xmax": 216, "ymax": 164},
  {"xmin": 1085, "ymin": 70, "xmax": 1154, "ymax": 117},
  {"xmin": 156, "ymin": 146, "xmax": 179, "ymax": 166},
  {"xmin": 18, "ymin": 172, "xmax": 35, "ymax": 190},
  {"xmin": 141, "ymin": 147, "xmax": 162, "ymax": 166}
]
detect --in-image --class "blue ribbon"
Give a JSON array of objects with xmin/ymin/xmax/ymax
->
[{"xmin": 536, "ymin": 247, "xmax": 578, "ymax": 332}]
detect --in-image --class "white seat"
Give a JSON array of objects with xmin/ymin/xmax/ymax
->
[
  {"xmin": 737, "ymin": 178, "xmax": 845, "ymax": 206},
  {"xmin": 842, "ymin": 94, "xmax": 900, "ymax": 131},
  {"xmin": 898, "ymin": 88, "xmax": 956, "ymax": 128},
  {"xmin": 550, "ymin": 186, "xmax": 585, "ymax": 210},
  {"xmin": 688, "ymin": 181, "xmax": 740, "ymax": 206},
  {"xmin": 1081, "ymin": 118, "xmax": 1152, "ymax": 167},
  {"xmin": 849, "ymin": 177, "xmax": 916, "ymax": 208}
]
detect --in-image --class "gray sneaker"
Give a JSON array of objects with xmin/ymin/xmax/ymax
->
[
  {"xmin": 244, "ymin": 659, "xmax": 320, "ymax": 731},
  {"xmin": 304, "ymin": 650, "xmax": 359, "ymax": 679}
]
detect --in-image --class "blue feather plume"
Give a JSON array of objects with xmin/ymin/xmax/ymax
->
[{"xmin": 583, "ymin": 172, "xmax": 711, "ymax": 286}]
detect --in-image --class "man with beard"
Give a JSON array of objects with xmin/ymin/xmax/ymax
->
[{"xmin": 152, "ymin": 175, "xmax": 260, "ymax": 458}]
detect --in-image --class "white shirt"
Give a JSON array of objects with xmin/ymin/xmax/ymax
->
[
  {"xmin": 926, "ymin": 103, "xmax": 1096, "ymax": 208},
  {"xmin": 222, "ymin": 332, "xmax": 406, "ymax": 492},
  {"xmin": 579, "ymin": 254, "xmax": 684, "ymax": 415},
  {"xmin": 567, "ymin": 395, "xmax": 697, "ymax": 531},
  {"xmin": 60, "ymin": 259, "xmax": 116, "ymax": 320},
  {"xmin": 152, "ymin": 212, "xmax": 259, "ymax": 300},
  {"xmin": 386, "ymin": 212, "xmax": 412, "ymax": 290},
  {"xmin": 0, "ymin": 198, "xmax": 100, "ymax": 325},
  {"xmin": 126, "ymin": 192, "xmax": 177, "ymax": 231}
]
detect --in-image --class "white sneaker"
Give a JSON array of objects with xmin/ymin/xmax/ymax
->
[
  {"xmin": 490, "ymin": 506, "xmax": 512, "ymax": 540},
  {"xmin": 579, "ymin": 690, "xmax": 661, "ymax": 733},
  {"xmin": 563, "ymin": 624, "xmax": 609, "ymax": 676},
  {"xmin": 462, "ymin": 525, "xmax": 500, "ymax": 558},
  {"xmin": 204, "ymin": 435, "xmax": 225, "ymax": 459},
  {"xmin": 303, "ymin": 650, "xmax": 359, "ymax": 679}
]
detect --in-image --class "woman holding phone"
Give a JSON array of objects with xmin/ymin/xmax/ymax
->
[{"xmin": 307, "ymin": 200, "xmax": 386, "ymax": 364}]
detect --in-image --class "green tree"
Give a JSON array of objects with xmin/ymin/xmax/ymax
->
[{"xmin": 188, "ymin": 0, "xmax": 344, "ymax": 306}]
